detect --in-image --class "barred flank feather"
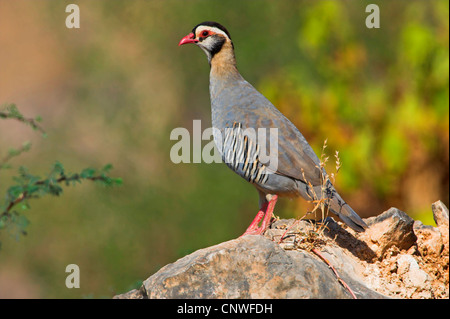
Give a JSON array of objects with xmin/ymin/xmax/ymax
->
[{"xmin": 223, "ymin": 122, "xmax": 269, "ymax": 185}]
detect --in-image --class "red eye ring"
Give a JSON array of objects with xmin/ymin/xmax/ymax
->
[{"xmin": 201, "ymin": 30, "xmax": 209, "ymax": 37}]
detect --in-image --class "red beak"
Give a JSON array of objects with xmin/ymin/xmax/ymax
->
[{"xmin": 178, "ymin": 32, "xmax": 198, "ymax": 46}]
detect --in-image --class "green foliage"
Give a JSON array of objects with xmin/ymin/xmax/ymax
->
[
  {"xmin": 257, "ymin": 1, "xmax": 449, "ymax": 216},
  {"xmin": 0, "ymin": 103, "xmax": 46, "ymax": 136},
  {"xmin": 0, "ymin": 104, "xmax": 121, "ymax": 246}
]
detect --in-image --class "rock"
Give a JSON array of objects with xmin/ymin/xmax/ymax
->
[
  {"xmin": 432, "ymin": 201, "xmax": 449, "ymax": 256},
  {"xmin": 397, "ymin": 254, "xmax": 431, "ymax": 296},
  {"xmin": 397, "ymin": 254, "xmax": 416, "ymax": 275},
  {"xmin": 115, "ymin": 235, "xmax": 386, "ymax": 299},
  {"xmin": 413, "ymin": 221, "xmax": 443, "ymax": 258},
  {"xmin": 115, "ymin": 203, "xmax": 449, "ymax": 299},
  {"xmin": 361, "ymin": 208, "xmax": 416, "ymax": 258},
  {"xmin": 113, "ymin": 287, "xmax": 146, "ymax": 299},
  {"xmin": 413, "ymin": 201, "xmax": 449, "ymax": 260},
  {"xmin": 432, "ymin": 200, "xmax": 449, "ymax": 228}
]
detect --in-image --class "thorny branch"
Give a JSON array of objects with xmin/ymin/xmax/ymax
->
[
  {"xmin": 1, "ymin": 174, "xmax": 115, "ymax": 219},
  {"xmin": 0, "ymin": 110, "xmax": 46, "ymax": 135}
]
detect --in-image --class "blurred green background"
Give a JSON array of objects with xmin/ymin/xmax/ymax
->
[{"xmin": 0, "ymin": 0, "xmax": 448, "ymax": 298}]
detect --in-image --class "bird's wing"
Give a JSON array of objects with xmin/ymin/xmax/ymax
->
[
  {"xmin": 262, "ymin": 109, "xmax": 323, "ymax": 186},
  {"xmin": 218, "ymin": 79, "xmax": 323, "ymax": 186}
]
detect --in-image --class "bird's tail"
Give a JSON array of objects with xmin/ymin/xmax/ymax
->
[
  {"xmin": 328, "ymin": 193, "xmax": 367, "ymax": 232},
  {"xmin": 314, "ymin": 181, "xmax": 367, "ymax": 232}
]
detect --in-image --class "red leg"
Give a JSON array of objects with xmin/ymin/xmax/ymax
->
[
  {"xmin": 242, "ymin": 210, "xmax": 265, "ymax": 233},
  {"xmin": 240, "ymin": 195, "xmax": 278, "ymax": 237},
  {"xmin": 259, "ymin": 195, "xmax": 278, "ymax": 232},
  {"xmin": 240, "ymin": 202, "xmax": 268, "ymax": 236}
]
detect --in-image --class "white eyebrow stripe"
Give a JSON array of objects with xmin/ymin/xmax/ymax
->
[{"xmin": 196, "ymin": 26, "xmax": 229, "ymax": 39}]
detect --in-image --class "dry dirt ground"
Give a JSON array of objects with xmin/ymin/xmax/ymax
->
[{"xmin": 265, "ymin": 201, "xmax": 449, "ymax": 299}]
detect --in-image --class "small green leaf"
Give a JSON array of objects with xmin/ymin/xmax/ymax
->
[{"xmin": 102, "ymin": 163, "xmax": 113, "ymax": 172}]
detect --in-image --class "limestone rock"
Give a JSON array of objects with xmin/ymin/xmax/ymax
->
[
  {"xmin": 397, "ymin": 254, "xmax": 432, "ymax": 298},
  {"xmin": 413, "ymin": 221, "xmax": 443, "ymax": 258},
  {"xmin": 114, "ymin": 235, "xmax": 386, "ymax": 299},
  {"xmin": 115, "ymin": 203, "xmax": 449, "ymax": 299},
  {"xmin": 113, "ymin": 287, "xmax": 146, "ymax": 299},
  {"xmin": 432, "ymin": 200, "xmax": 449, "ymax": 256},
  {"xmin": 139, "ymin": 236, "xmax": 382, "ymax": 299},
  {"xmin": 432, "ymin": 200, "xmax": 449, "ymax": 228},
  {"xmin": 360, "ymin": 207, "xmax": 416, "ymax": 258}
]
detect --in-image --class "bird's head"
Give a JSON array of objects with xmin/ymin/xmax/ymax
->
[{"xmin": 179, "ymin": 21, "xmax": 233, "ymax": 64}]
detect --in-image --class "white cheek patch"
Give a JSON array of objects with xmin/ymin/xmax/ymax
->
[
  {"xmin": 196, "ymin": 26, "xmax": 229, "ymax": 40},
  {"xmin": 199, "ymin": 45, "xmax": 212, "ymax": 61},
  {"xmin": 199, "ymin": 37, "xmax": 217, "ymax": 50}
]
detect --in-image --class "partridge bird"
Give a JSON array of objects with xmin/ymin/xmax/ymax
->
[{"xmin": 179, "ymin": 21, "xmax": 367, "ymax": 235}]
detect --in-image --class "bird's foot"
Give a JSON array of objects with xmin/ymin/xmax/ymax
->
[
  {"xmin": 240, "ymin": 195, "xmax": 278, "ymax": 237},
  {"xmin": 240, "ymin": 210, "xmax": 265, "ymax": 236}
]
